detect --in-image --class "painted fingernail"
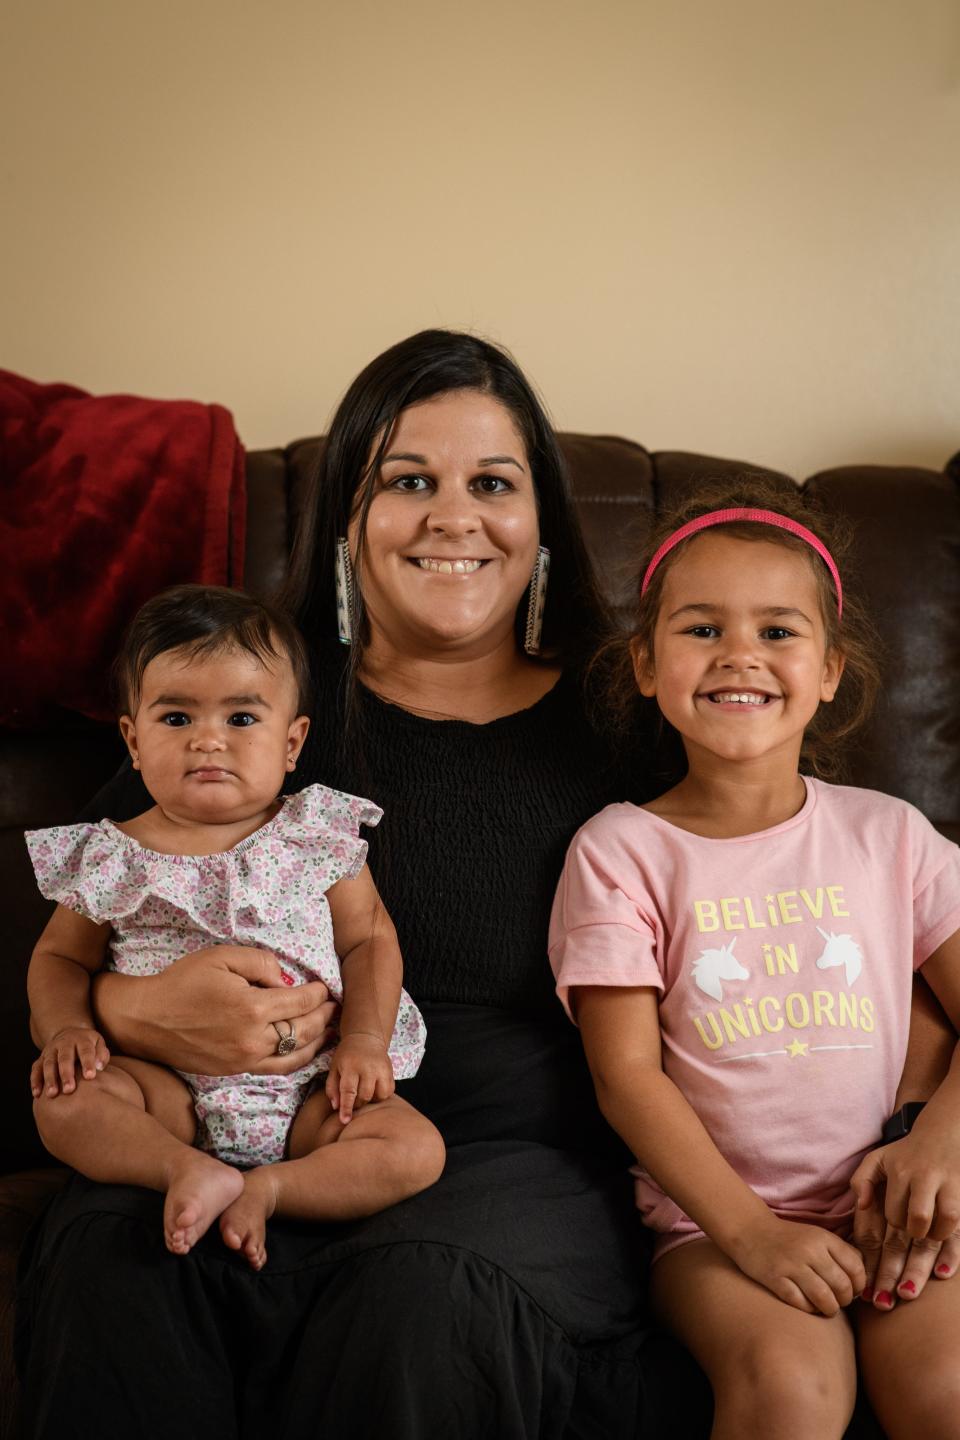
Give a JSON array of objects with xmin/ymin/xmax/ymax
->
[
  {"xmin": 281, "ymin": 972, "xmax": 295, "ymax": 986},
  {"xmin": 875, "ymin": 1290, "xmax": 894, "ymax": 1308},
  {"xmin": 860, "ymin": 1286, "xmax": 874, "ymax": 1302},
  {"xmin": 936, "ymin": 1264, "xmax": 952, "ymax": 1276},
  {"xmin": 899, "ymin": 1280, "xmax": 917, "ymax": 1295}
]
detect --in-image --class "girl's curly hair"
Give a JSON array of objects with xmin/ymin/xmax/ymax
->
[{"xmin": 595, "ymin": 476, "xmax": 881, "ymax": 782}]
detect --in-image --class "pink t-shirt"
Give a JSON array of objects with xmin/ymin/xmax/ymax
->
[{"xmin": 549, "ymin": 778, "xmax": 960, "ymax": 1247}]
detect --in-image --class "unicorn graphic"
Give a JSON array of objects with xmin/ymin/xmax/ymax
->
[
  {"xmin": 691, "ymin": 937, "xmax": 750, "ymax": 1002},
  {"xmin": 814, "ymin": 926, "xmax": 863, "ymax": 986}
]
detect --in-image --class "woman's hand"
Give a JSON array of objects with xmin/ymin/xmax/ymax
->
[
  {"xmin": 855, "ymin": 950, "xmax": 960, "ymax": 1308},
  {"xmin": 730, "ymin": 1214, "xmax": 865, "ymax": 1316},
  {"xmin": 852, "ymin": 1132, "xmax": 960, "ymax": 1241},
  {"xmin": 852, "ymin": 1131, "xmax": 960, "ymax": 1308},
  {"xmin": 853, "ymin": 1203, "xmax": 960, "ymax": 1309},
  {"xmin": 92, "ymin": 946, "xmax": 338, "ymax": 1076}
]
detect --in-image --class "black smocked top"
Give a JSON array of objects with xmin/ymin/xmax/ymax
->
[{"xmin": 298, "ymin": 658, "xmax": 641, "ymax": 1014}]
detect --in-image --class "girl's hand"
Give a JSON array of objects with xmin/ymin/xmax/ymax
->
[
  {"xmin": 731, "ymin": 1215, "xmax": 866, "ymax": 1316},
  {"xmin": 93, "ymin": 946, "xmax": 338, "ymax": 1076},
  {"xmin": 325, "ymin": 1033, "xmax": 395, "ymax": 1123},
  {"xmin": 31, "ymin": 1026, "xmax": 110, "ymax": 1098}
]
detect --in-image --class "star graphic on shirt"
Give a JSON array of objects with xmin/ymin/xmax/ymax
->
[{"xmin": 785, "ymin": 1039, "xmax": 809, "ymax": 1058}]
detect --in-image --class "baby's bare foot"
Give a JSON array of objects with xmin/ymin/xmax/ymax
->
[
  {"xmin": 164, "ymin": 1152, "xmax": 244, "ymax": 1256},
  {"xmin": 219, "ymin": 1168, "xmax": 278, "ymax": 1271}
]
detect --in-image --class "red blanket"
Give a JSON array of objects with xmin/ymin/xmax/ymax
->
[{"xmin": 0, "ymin": 370, "xmax": 246, "ymax": 727}]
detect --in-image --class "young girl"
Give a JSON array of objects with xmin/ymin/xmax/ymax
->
[
  {"xmin": 549, "ymin": 484, "xmax": 960, "ymax": 1438},
  {"xmin": 26, "ymin": 585, "xmax": 444, "ymax": 1271}
]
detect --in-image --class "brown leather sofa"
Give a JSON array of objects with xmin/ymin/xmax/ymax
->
[{"xmin": 2, "ymin": 433, "xmax": 958, "ymax": 1437}]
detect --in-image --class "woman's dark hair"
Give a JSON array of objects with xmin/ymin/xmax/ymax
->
[
  {"xmin": 280, "ymin": 330, "xmax": 611, "ymax": 685},
  {"xmin": 596, "ymin": 476, "xmax": 881, "ymax": 781},
  {"xmin": 114, "ymin": 584, "xmax": 311, "ymax": 715}
]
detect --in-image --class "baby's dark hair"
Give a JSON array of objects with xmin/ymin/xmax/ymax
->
[
  {"xmin": 598, "ymin": 476, "xmax": 881, "ymax": 781},
  {"xmin": 114, "ymin": 584, "xmax": 312, "ymax": 716}
]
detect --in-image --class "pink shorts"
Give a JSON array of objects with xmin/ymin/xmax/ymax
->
[{"xmin": 631, "ymin": 1168, "xmax": 855, "ymax": 1263}]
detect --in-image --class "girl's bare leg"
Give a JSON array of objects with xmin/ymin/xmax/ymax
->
[
  {"xmin": 651, "ymin": 1238, "xmax": 857, "ymax": 1440},
  {"xmin": 219, "ymin": 1092, "xmax": 445, "ymax": 1270},
  {"xmin": 33, "ymin": 1056, "xmax": 243, "ymax": 1254},
  {"xmin": 858, "ymin": 1273, "xmax": 960, "ymax": 1437}
]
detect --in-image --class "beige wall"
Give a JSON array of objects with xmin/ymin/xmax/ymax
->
[{"xmin": 3, "ymin": 0, "xmax": 958, "ymax": 476}]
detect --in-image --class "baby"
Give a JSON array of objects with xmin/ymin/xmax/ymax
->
[{"xmin": 27, "ymin": 584, "xmax": 444, "ymax": 1269}]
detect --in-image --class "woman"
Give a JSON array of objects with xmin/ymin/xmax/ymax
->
[
  {"xmin": 19, "ymin": 330, "xmax": 701, "ymax": 1439},
  {"xmin": 18, "ymin": 331, "xmax": 948, "ymax": 1438}
]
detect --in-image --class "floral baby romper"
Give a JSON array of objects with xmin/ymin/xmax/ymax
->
[{"xmin": 26, "ymin": 784, "xmax": 427, "ymax": 1167}]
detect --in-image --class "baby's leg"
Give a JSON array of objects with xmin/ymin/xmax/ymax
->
[
  {"xmin": 651, "ymin": 1237, "xmax": 857, "ymax": 1440},
  {"xmin": 33, "ymin": 1056, "xmax": 243, "ymax": 1255},
  {"xmin": 858, "ymin": 1272, "xmax": 960, "ymax": 1437},
  {"xmin": 219, "ymin": 1091, "xmax": 445, "ymax": 1270}
]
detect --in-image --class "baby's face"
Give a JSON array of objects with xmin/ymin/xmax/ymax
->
[{"xmin": 119, "ymin": 644, "xmax": 309, "ymax": 828}]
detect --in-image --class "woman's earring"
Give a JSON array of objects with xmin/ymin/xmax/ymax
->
[
  {"xmin": 335, "ymin": 537, "xmax": 355, "ymax": 646},
  {"xmin": 523, "ymin": 546, "xmax": 550, "ymax": 656}
]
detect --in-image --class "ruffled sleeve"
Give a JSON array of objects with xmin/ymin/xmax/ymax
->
[
  {"xmin": 24, "ymin": 822, "xmax": 148, "ymax": 923},
  {"xmin": 273, "ymin": 783, "xmax": 383, "ymax": 888}
]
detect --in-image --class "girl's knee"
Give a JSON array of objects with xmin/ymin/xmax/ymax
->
[
  {"xmin": 713, "ymin": 1338, "xmax": 854, "ymax": 1437},
  {"xmin": 866, "ymin": 1351, "xmax": 960, "ymax": 1440},
  {"xmin": 908, "ymin": 1379, "xmax": 960, "ymax": 1440}
]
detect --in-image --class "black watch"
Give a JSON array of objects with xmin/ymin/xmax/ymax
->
[{"xmin": 881, "ymin": 1101, "xmax": 926, "ymax": 1144}]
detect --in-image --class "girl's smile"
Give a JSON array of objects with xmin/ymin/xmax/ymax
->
[{"xmin": 635, "ymin": 532, "xmax": 843, "ymax": 772}]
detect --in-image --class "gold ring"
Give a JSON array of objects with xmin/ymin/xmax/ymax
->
[{"xmin": 272, "ymin": 1020, "xmax": 296, "ymax": 1056}]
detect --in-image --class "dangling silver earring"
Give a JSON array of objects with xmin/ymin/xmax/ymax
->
[
  {"xmin": 335, "ymin": 538, "xmax": 355, "ymax": 646},
  {"xmin": 523, "ymin": 546, "xmax": 550, "ymax": 656}
]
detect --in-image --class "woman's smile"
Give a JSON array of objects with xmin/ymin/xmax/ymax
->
[
  {"xmin": 410, "ymin": 556, "xmax": 487, "ymax": 574},
  {"xmin": 349, "ymin": 389, "xmax": 540, "ymax": 655}
]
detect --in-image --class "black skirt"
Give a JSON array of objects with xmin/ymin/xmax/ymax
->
[{"xmin": 17, "ymin": 1003, "xmax": 712, "ymax": 1439}]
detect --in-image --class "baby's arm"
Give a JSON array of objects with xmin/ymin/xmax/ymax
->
[
  {"xmin": 27, "ymin": 905, "xmax": 112, "ymax": 1098},
  {"xmin": 575, "ymin": 984, "xmax": 866, "ymax": 1316},
  {"xmin": 325, "ymin": 862, "xmax": 403, "ymax": 1123}
]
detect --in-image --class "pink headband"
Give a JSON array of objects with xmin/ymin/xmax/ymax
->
[{"xmin": 640, "ymin": 507, "xmax": 843, "ymax": 618}]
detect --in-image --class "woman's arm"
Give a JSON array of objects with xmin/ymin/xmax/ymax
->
[
  {"xmin": 91, "ymin": 947, "xmax": 338, "ymax": 1076},
  {"xmin": 852, "ymin": 929, "xmax": 960, "ymax": 1239},
  {"xmin": 576, "ymin": 984, "xmax": 865, "ymax": 1315},
  {"xmin": 851, "ymin": 974, "xmax": 960, "ymax": 1303},
  {"xmin": 325, "ymin": 864, "xmax": 403, "ymax": 1121},
  {"xmin": 895, "ymin": 974, "xmax": 957, "ymax": 1106}
]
